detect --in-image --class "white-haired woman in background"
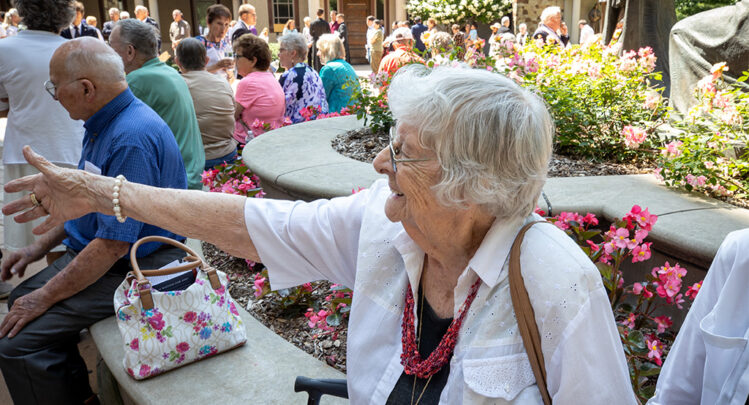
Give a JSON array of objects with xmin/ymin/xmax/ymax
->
[
  {"xmin": 277, "ymin": 32, "xmax": 327, "ymax": 123},
  {"xmin": 4, "ymin": 65, "xmax": 637, "ymax": 404},
  {"xmin": 316, "ymin": 33, "xmax": 360, "ymax": 113},
  {"xmin": 2, "ymin": 8, "xmax": 20, "ymax": 36}
]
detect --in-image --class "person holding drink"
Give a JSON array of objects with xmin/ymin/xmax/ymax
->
[{"xmin": 195, "ymin": 4, "xmax": 234, "ymax": 80}]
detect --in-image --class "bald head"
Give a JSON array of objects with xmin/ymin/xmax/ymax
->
[
  {"xmin": 53, "ymin": 37, "xmax": 126, "ymax": 84},
  {"xmin": 50, "ymin": 37, "xmax": 128, "ymax": 121}
]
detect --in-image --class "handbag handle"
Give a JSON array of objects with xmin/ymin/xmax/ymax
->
[
  {"xmin": 129, "ymin": 236, "xmax": 221, "ymax": 310},
  {"xmin": 509, "ymin": 221, "xmax": 552, "ymax": 405}
]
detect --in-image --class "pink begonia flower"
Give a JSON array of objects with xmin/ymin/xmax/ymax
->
[
  {"xmin": 653, "ymin": 167, "xmax": 664, "ymax": 182},
  {"xmin": 697, "ymin": 76, "xmax": 717, "ymax": 96},
  {"xmin": 662, "ymin": 140, "xmax": 684, "ymax": 158},
  {"xmin": 686, "ymin": 174, "xmax": 707, "ymax": 188},
  {"xmin": 582, "ymin": 213, "xmax": 599, "ymax": 226},
  {"xmin": 704, "ymin": 161, "xmax": 715, "ymax": 169},
  {"xmin": 685, "ymin": 281, "xmax": 702, "ymax": 299},
  {"xmin": 621, "ymin": 313, "xmax": 636, "ymax": 329},
  {"xmin": 586, "ymin": 240, "xmax": 599, "ymax": 252},
  {"xmin": 628, "ymin": 205, "xmax": 657, "ymax": 231},
  {"xmin": 613, "ymin": 227, "xmax": 631, "ymax": 249},
  {"xmin": 253, "ymin": 276, "xmax": 267, "ymax": 298},
  {"xmin": 647, "ymin": 338, "xmax": 663, "ymax": 365},
  {"xmin": 637, "ymin": 47, "xmax": 656, "ymax": 72},
  {"xmin": 622, "ymin": 125, "xmax": 647, "ymax": 149},
  {"xmin": 632, "ymin": 282, "xmax": 644, "ymax": 295},
  {"xmin": 619, "ymin": 51, "xmax": 638, "ymax": 72},
  {"xmin": 643, "ymin": 91, "xmax": 661, "ymax": 110},
  {"xmin": 634, "ymin": 229, "xmax": 649, "ymax": 243},
  {"xmin": 632, "ymin": 242, "xmax": 652, "ymax": 263},
  {"xmin": 668, "ymin": 293, "xmax": 686, "ymax": 309},
  {"xmin": 653, "ymin": 316, "xmax": 673, "ymax": 334}
]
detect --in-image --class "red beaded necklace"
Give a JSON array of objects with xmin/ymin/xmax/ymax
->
[{"xmin": 400, "ymin": 277, "xmax": 483, "ymax": 379}]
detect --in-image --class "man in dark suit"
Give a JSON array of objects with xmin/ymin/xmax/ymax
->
[
  {"xmin": 309, "ymin": 8, "xmax": 329, "ymax": 70},
  {"xmin": 60, "ymin": 2, "xmax": 99, "ymax": 39},
  {"xmin": 336, "ymin": 14, "xmax": 350, "ymax": 63},
  {"xmin": 102, "ymin": 7, "xmax": 120, "ymax": 41}
]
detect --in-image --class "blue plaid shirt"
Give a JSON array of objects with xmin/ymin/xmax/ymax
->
[{"xmin": 63, "ymin": 88, "xmax": 187, "ymax": 257}]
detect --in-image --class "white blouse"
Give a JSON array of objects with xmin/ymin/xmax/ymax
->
[
  {"xmin": 244, "ymin": 179, "xmax": 637, "ymax": 404},
  {"xmin": 649, "ymin": 229, "xmax": 749, "ymax": 405}
]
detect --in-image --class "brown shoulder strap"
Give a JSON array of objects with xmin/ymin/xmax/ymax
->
[{"xmin": 509, "ymin": 220, "xmax": 552, "ymax": 405}]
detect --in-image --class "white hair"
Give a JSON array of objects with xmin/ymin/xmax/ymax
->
[
  {"xmin": 540, "ymin": 6, "xmax": 561, "ymax": 24},
  {"xmin": 519, "ymin": 23, "xmax": 527, "ymax": 29},
  {"xmin": 501, "ymin": 16, "xmax": 510, "ymax": 24},
  {"xmin": 388, "ymin": 65, "xmax": 554, "ymax": 220},
  {"xmin": 120, "ymin": 11, "xmax": 130, "ymax": 19},
  {"xmin": 278, "ymin": 32, "xmax": 308, "ymax": 60},
  {"xmin": 109, "ymin": 7, "xmax": 120, "ymax": 17},
  {"xmin": 303, "ymin": 16, "xmax": 311, "ymax": 23},
  {"xmin": 134, "ymin": 5, "xmax": 148, "ymax": 15}
]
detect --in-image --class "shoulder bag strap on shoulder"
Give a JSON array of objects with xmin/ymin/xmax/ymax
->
[{"xmin": 509, "ymin": 220, "xmax": 552, "ymax": 405}]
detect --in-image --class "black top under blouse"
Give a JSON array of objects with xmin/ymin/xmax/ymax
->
[{"xmin": 386, "ymin": 286, "xmax": 454, "ymax": 405}]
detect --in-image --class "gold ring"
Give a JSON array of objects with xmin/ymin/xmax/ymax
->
[{"xmin": 29, "ymin": 193, "xmax": 41, "ymax": 207}]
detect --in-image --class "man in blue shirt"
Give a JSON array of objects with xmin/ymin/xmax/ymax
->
[
  {"xmin": 0, "ymin": 38, "xmax": 188, "ymax": 405},
  {"xmin": 410, "ymin": 16, "xmax": 428, "ymax": 53}
]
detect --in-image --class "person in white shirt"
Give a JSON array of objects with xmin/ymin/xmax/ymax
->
[
  {"xmin": 4, "ymin": 66, "xmax": 637, "ymax": 404},
  {"xmin": 365, "ymin": 15, "xmax": 375, "ymax": 63},
  {"xmin": 0, "ymin": 0, "xmax": 84, "ymax": 298},
  {"xmin": 649, "ymin": 229, "xmax": 749, "ymax": 405},
  {"xmin": 3, "ymin": 8, "xmax": 20, "ymax": 36},
  {"xmin": 578, "ymin": 19, "xmax": 595, "ymax": 44}
]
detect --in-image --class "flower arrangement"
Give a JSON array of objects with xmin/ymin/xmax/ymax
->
[
  {"xmin": 405, "ymin": 0, "xmax": 511, "ymax": 24},
  {"xmin": 656, "ymin": 64, "xmax": 749, "ymax": 200},
  {"xmin": 547, "ymin": 206, "xmax": 702, "ymax": 401}
]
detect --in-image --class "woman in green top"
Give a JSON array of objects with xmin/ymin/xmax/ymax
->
[{"xmin": 316, "ymin": 33, "xmax": 361, "ymax": 113}]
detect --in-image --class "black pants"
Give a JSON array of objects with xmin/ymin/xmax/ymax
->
[{"xmin": 0, "ymin": 246, "xmax": 185, "ymax": 405}]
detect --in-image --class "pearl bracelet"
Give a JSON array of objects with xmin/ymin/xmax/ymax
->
[{"xmin": 113, "ymin": 174, "xmax": 127, "ymax": 223}]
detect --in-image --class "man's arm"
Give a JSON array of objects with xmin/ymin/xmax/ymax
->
[
  {"xmin": 1, "ymin": 224, "xmax": 67, "ymax": 281},
  {"xmin": 0, "ymin": 237, "xmax": 129, "ymax": 338}
]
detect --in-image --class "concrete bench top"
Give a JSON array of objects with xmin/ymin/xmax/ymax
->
[
  {"xmin": 90, "ymin": 239, "xmax": 347, "ymax": 405},
  {"xmin": 91, "ymin": 306, "xmax": 347, "ymax": 404},
  {"xmin": 244, "ymin": 116, "xmax": 749, "ymax": 268}
]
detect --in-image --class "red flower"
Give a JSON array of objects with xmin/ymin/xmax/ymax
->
[
  {"xmin": 183, "ymin": 311, "xmax": 197, "ymax": 323},
  {"xmin": 176, "ymin": 342, "xmax": 190, "ymax": 353}
]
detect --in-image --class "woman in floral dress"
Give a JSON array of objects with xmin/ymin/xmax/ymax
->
[{"xmin": 277, "ymin": 32, "xmax": 328, "ymax": 123}]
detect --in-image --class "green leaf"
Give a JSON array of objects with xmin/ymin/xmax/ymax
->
[
  {"xmin": 596, "ymin": 262, "xmax": 613, "ymax": 280},
  {"xmin": 162, "ymin": 325, "xmax": 173, "ymax": 338},
  {"xmin": 628, "ymin": 330, "xmax": 646, "ymax": 349},
  {"xmin": 638, "ymin": 361, "xmax": 661, "ymax": 377},
  {"xmin": 326, "ymin": 312, "xmax": 342, "ymax": 327}
]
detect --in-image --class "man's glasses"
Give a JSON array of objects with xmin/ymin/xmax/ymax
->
[
  {"xmin": 388, "ymin": 124, "xmax": 431, "ymax": 173},
  {"xmin": 43, "ymin": 78, "xmax": 82, "ymax": 98}
]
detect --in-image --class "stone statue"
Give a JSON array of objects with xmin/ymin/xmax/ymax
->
[
  {"xmin": 669, "ymin": 0, "xmax": 749, "ymax": 114},
  {"xmin": 604, "ymin": 0, "xmax": 677, "ymax": 96}
]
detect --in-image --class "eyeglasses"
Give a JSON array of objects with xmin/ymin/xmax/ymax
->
[
  {"xmin": 388, "ymin": 124, "xmax": 431, "ymax": 173},
  {"xmin": 43, "ymin": 78, "xmax": 82, "ymax": 99}
]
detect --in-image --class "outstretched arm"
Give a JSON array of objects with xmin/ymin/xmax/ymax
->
[{"xmin": 3, "ymin": 147, "xmax": 259, "ymax": 261}]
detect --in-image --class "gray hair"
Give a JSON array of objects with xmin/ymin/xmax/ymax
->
[
  {"xmin": 278, "ymin": 32, "xmax": 307, "ymax": 60},
  {"xmin": 64, "ymin": 38, "xmax": 126, "ymax": 83},
  {"xmin": 175, "ymin": 37, "xmax": 206, "ymax": 71},
  {"xmin": 115, "ymin": 19, "xmax": 158, "ymax": 59},
  {"xmin": 540, "ymin": 6, "xmax": 561, "ymax": 24},
  {"xmin": 14, "ymin": 0, "xmax": 75, "ymax": 32},
  {"xmin": 430, "ymin": 32, "xmax": 453, "ymax": 53},
  {"xmin": 501, "ymin": 16, "xmax": 510, "ymax": 25},
  {"xmin": 316, "ymin": 33, "xmax": 345, "ymax": 64},
  {"xmin": 388, "ymin": 65, "xmax": 553, "ymax": 220},
  {"xmin": 108, "ymin": 7, "xmax": 119, "ymax": 17},
  {"xmin": 303, "ymin": 16, "xmax": 311, "ymax": 24},
  {"xmin": 519, "ymin": 23, "xmax": 527, "ymax": 30},
  {"xmin": 120, "ymin": 11, "xmax": 130, "ymax": 19},
  {"xmin": 134, "ymin": 5, "xmax": 148, "ymax": 15}
]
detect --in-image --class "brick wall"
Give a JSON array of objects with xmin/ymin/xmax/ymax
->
[{"xmin": 514, "ymin": 0, "xmax": 564, "ymax": 34}]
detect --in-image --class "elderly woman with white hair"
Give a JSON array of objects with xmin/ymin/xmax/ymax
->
[
  {"xmin": 277, "ymin": 32, "xmax": 328, "ymax": 123},
  {"xmin": 316, "ymin": 33, "xmax": 360, "ymax": 113},
  {"xmin": 4, "ymin": 65, "xmax": 637, "ymax": 404}
]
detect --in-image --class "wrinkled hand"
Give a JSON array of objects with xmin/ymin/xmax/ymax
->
[
  {"xmin": 0, "ymin": 289, "xmax": 53, "ymax": 338},
  {"xmin": 0, "ymin": 244, "xmax": 45, "ymax": 281},
  {"xmin": 2, "ymin": 146, "xmax": 95, "ymax": 235},
  {"xmin": 217, "ymin": 58, "xmax": 234, "ymax": 69}
]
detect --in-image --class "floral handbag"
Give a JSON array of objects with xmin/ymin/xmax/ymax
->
[{"xmin": 113, "ymin": 236, "xmax": 247, "ymax": 380}]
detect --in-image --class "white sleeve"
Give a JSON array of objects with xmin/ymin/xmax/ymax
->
[
  {"xmin": 648, "ymin": 230, "xmax": 744, "ymax": 404},
  {"xmin": 244, "ymin": 189, "xmax": 373, "ymax": 290},
  {"xmin": 548, "ymin": 287, "xmax": 638, "ymax": 404}
]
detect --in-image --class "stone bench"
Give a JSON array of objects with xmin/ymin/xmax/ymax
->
[{"xmin": 90, "ymin": 239, "xmax": 347, "ymax": 405}]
